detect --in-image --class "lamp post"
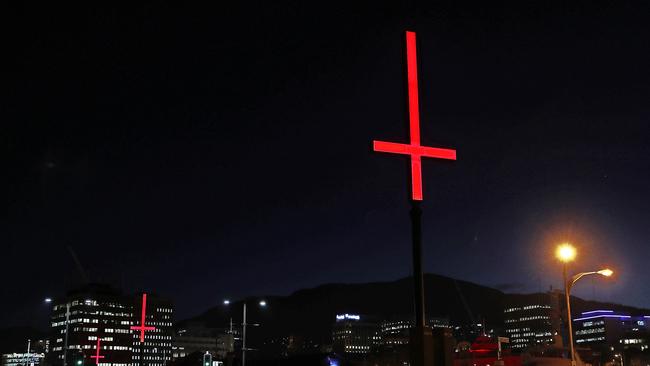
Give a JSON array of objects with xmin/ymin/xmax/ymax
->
[
  {"xmin": 555, "ymin": 243, "xmax": 613, "ymax": 366},
  {"xmin": 615, "ymin": 353, "xmax": 624, "ymax": 366},
  {"xmin": 223, "ymin": 299, "xmax": 266, "ymax": 366},
  {"xmin": 46, "ymin": 298, "xmax": 72, "ymax": 366}
]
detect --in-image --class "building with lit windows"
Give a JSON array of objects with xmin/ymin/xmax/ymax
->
[
  {"xmin": 47, "ymin": 284, "xmax": 173, "ymax": 366},
  {"xmin": 380, "ymin": 316, "xmax": 449, "ymax": 345},
  {"xmin": 573, "ymin": 310, "xmax": 650, "ymax": 352},
  {"xmin": 503, "ymin": 291, "xmax": 563, "ymax": 351},
  {"xmin": 331, "ymin": 314, "xmax": 380, "ymax": 355},
  {"xmin": 1, "ymin": 353, "xmax": 45, "ymax": 366},
  {"xmin": 131, "ymin": 293, "xmax": 173, "ymax": 366},
  {"xmin": 171, "ymin": 323, "xmax": 234, "ymax": 360}
]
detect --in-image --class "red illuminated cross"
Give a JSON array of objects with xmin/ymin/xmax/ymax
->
[
  {"xmin": 373, "ymin": 31, "xmax": 456, "ymax": 201},
  {"xmin": 90, "ymin": 337, "xmax": 105, "ymax": 365},
  {"xmin": 130, "ymin": 293, "xmax": 156, "ymax": 343}
]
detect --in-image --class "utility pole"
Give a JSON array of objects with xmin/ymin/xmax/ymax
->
[
  {"xmin": 62, "ymin": 303, "xmax": 71, "ymax": 366},
  {"xmin": 242, "ymin": 303, "xmax": 247, "ymax": 366}
]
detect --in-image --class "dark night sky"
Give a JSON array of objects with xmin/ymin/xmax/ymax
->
[{"xmin": 4, "ymin": 1, "xmax": 650, "ymax": 328}]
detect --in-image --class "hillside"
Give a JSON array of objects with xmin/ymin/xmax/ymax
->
[
  {"xmin": 183, "ymin": 273, "xmax": 649, "ymax": 346},
  {"xmin": 0, "ymin": 326, "xmax": 46, "ymax": 355},
  {"xmin": 185, "ymin": 273, "xmax": 512, "ymax": 344}
]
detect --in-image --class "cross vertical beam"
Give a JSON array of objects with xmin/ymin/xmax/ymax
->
[
  {"xmin": 131, "ymin": 293, "xmax": 156, "ymax": 343},
  {"xmin": 90, "ymin": 338, "xmax": 105, "ymax": 365},
  {"xmin": 130, "ymin": 293, "xmax": 156, "ymax": 366},
  {"xmin": 406, "ymin": 30, "xmax": 421, "ymax": 147},
  {"xmin": 406, "ymin": 31, "xmax": 422, "ymax": 202}
]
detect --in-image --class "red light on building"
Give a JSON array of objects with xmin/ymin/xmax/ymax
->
[
  {"xmin": 130, "ymin": 293, "xmax": 156, "ymax": 343},
  {"xmin": 90, "ymin": 338, "xmax": 105, "ymax": 365}
]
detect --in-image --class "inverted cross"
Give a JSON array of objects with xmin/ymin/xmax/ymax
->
[
  {"xmin": 90, "ymin": 338, "xmax": 105, "ymax": 365},
  {"xmin": 373, "ymin": 31, "xmax": 456, "ymax": 201},
  {"xmin": 130, "ymin": 293, "xmax": 156, "ymax": 343}
]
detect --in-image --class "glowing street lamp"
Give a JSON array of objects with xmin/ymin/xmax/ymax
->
[
  {"xmin": 556, "ymin": 243, "xmax": 614, "ymax": 366},
  {"xmin": 556, "ymin": 243, "xmax": 577, "ymax": 263},
  {"xmin": 569, "ymin": 268, "xmax": 613, "ymax": 290},
  {"xmin": 598, "ymin": 269, "xmax": 614, "ymax": 277}
]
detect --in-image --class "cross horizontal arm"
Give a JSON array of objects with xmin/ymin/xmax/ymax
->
[
  {"xmin": 373, "ymin": 140, "xmax": 456, "ymax": 160},
  {"xmin": 131, "ymin": 325, "xmax": 156, "ymax": 330}
]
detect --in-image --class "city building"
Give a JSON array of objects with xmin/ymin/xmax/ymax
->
[
  {"xmin": 1, "ymin": 353, "xmax": 45, "ymax": 366},
  {"xmin": 172, "ymin": 323, "xmax": 235, "ymax": 360},
  {"xmin": 503, "ymin": 291, "xmax": 563, "ymax": 351},
  {"xmin": 131, "ymin": 292, "xmax": 173, "ymax": 366},
  {"xmin": 573, "ymin": 310, "xmax": 650, "ymax": 352},
  {"xmin": 381, "ymin": 316, "xmax": 449, "ymax": 345},
  {"xmin": 48, "ymin": 284, "xmax": 173, "ymax": 366},
  {"xmin": 331, "ymin": 314, "xmax": 380, "ymax": 355},
  {"xmin": 215, "ymin": 333, "xmax": 235, "ymax": 360}
]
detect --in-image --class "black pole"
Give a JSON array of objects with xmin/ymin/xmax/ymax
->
[
  {"xmin": 411, "ymin": 200, "xmax": 425, "ymax": 327},
  {"xmin": 409, "ymin": 200, "xmax": 433, "ymax": 366},
  {"xmin": 140, "ymin": 341, "xmax": 143, "ymax": 366}
]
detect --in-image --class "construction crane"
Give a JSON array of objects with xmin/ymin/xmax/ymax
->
[{"xmin": 67, "ymin": 245, "xmax": 89, "ymax": 283}]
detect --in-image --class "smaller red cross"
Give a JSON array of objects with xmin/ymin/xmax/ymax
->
[
  {"xmin": 90, "ymin": 338, "xmax": 105, "ymax": 365},
  {"xmin": 373, "ymin": 31, "xmax": 456, "ymax": 201},
  {"xmin": 130, "ymin": 293, "xmax": 156, "ymax": 343}
]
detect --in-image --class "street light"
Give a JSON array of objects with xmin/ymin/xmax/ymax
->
[
  {"xmin": 598, "ymin": 269, "xmax": 613, "ymax": 277},
  {"xmin": 223, "ymin": 299, "xmax": 267, "ymax": 366},
  {"xmin": 46, "ymin": 298, "xmax": 72, "ymax": 366},
  {"xmin": 556, "ymin": 243, "xmax": 614, "ymax": 366},
  {"xmin": 556, "ymin": 243, "xmax": 577, "ymax": 263}
]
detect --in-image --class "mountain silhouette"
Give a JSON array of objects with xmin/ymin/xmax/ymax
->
[{"xmin": 181, "ymin": 273, "xmax": 649, "ymax": 348}]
